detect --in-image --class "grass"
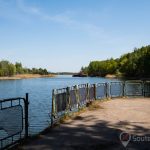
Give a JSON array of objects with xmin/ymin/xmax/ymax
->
[
  {"xmin": 59, "ymin": 107, "xmax": 87, "ymax": 123},
  {"xmin": 88, "ymin": 101, "xmax": 104, "ymax": 111},
  {"xmin": 58, "ymin": 99, "xmax": 107, "ymax": 124}
]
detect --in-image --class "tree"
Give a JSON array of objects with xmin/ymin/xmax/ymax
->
[
  {"xmin": 8, "ymin": 63, "xmax": 16, "ymax": 76},
  {"xmin": 0, "ymin": 60, "xmax": 50, "ymax": 77},
  {"xmin": 0, "ymin": 60, "xmax": 16, "ymax": 76},
  {"xmin": 80, "ymin": 66, "xmax": 88, "ymax": 74},
  {"xmin": 15, "ymin": 62, "xmax": 23, "ymax": 74},
  {"xmin": 84, "ymin": 45, "xmax": 150, "ymax": 78}
]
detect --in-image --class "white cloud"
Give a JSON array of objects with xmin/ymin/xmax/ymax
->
[
  {"xmin": 0, "ymin": 0, "xmax": 122, "ymax": 45},
  {"xmin": 16, "ymin": 0, "xmax": 38, "ymax": 13},
  {"xmin": 15, "ymin": 0, "xmax": 105, "ymax": 37}
]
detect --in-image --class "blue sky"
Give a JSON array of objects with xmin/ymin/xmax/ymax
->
[{"xmin": 0, "ymin": 0, "xmax": 150, "ymax": 72}]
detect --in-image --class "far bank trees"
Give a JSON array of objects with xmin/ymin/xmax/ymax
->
[
  {"xmin": 81, "ymin": 45, "xmax": 150, "ymax": 78},
  {"xmin": 0, "ymin": 61, "xmax": 49, "ymax": 77}
]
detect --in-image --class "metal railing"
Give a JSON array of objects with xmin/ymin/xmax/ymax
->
[
  {"xmin": 125, "ymin": 80, "xmax": 143, "ymax": 96},
  {"xmin": 96, "ymin": 83, "xmax": 107, "ymax": 99},
  {"xmin": 144, "ymin": 81, "xmax": 150, "ymax": 97},
  {"xmin": 109, "ymin": 82, "xmax": 124, "ymax": 98},
  {"xmin": 1, "ymin": 80, "xmax": 150, "ymax": 149},
  {"xmin": 0, "ymin": 94, "xmax": 29, "ymax": 150},
  {"xmin": 51, "ymin": 80, "xmax": 150, "ymax": 125}
]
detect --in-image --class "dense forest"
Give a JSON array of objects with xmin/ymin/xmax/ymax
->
[
  {"xmin": 81, "ymin": 45, "xmax": 150, "ymax": 78},
  {"xmin": 0, "ymin": 61, "xmax": 49, "ymax": 77}
]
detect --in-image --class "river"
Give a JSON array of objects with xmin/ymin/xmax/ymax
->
[{"xmin": 0, "ymin": 75, "xmax": 121, "ymax": 135}]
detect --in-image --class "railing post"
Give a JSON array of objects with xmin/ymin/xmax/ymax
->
[
  {"xmin": 75, "ymin": 85, "xmax": 80, "ymax": 109},
  {"xmin": 94, "ymin": 84, "xmax": 96, "ymax": 100},
  {"xmin": 142, "ymin": 81, "xmax": 145, "ymax": 97},
  {"xmin": 86, "ymin": 83, "xmax": 89, "ymax": 102},
  {"xmin": 51, "ymin": 89, "xmax": 55, "ymax": 126},
  {"xmin": 25, "ymin": 93, "xmax": 29, "ymax": 139},
  {"xmin": 66, "ymin": 87, "xmax": 71, "ymax": 111},
  {"xmin": 122, "ymin": 81, "xmax": 125, "ymax": 97},
  {"xmin": 105, "ymin": 83, "xmax": 109, "ymax": 98},
  {"xmin": 124, "ymin": 81, "xmax": 127, "ymax": 97}
]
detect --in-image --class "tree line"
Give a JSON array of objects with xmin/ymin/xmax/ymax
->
[
  {"xmin": 81, "ymin": 45, "xmax": 150, "ymax": 78},
  {"xmin": 0, "ymin": 61, "xmax": 49, "ymax": 77}
]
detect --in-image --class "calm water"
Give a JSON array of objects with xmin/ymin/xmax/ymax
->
[{"xmin": 0, "ymin": 75, "xmax": 121, "ymax": 135}]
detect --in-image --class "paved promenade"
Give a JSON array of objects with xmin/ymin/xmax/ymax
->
[{"xmin": 20, "ymin": 98, "xmax": 150, "ymax": 150}]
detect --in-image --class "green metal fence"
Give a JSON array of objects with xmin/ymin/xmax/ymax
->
[{"xmin": 0, "ymin": 94, "xmax": 29, "ymax": 150}]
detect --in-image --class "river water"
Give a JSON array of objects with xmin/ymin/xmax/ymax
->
[{"xmin": 0, "ymin": 75, "xmax": 121, "ymax": 135}]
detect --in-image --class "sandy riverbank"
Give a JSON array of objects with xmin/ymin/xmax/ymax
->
[
  {"xmin": 105, "ymin": 74, "xmax": 117, "ymax": 78},
  {"xmin": 0, "ymin": 74, "xmax": 55, "ymax": 80}
]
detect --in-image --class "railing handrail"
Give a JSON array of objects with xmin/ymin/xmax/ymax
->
[{"xmin": 51, "ymin": 80, "xmax": 150, "ymax": 125}]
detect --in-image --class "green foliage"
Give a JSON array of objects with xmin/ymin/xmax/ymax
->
[
  {"xmin": 87, "ymin": 58, "xmax": 118, "ymax": 77},
  {"xmin": 119, "ymin": 46, "xmax": 150, "ymax": 77},
  {"xmin": 0, "ymin": 60, "xmax": 49, "ymax": 77},
  {"xmin": 81, "ymin": 66, "xmax": 88, "ymax": 74},
  {"xmin": 31, "ymin": 68, "xmax": 48, "ymax": 75},
  {"xmin": 0, "ymin": 60, "xmax": 16, "ymax": 76},
  {"xmin": 15, "ymin": 62, "xmax": 23, "ymax": 74},
  {"xmin": 84, "ymin": 45, "xmax": 150, "ymax": 78}
]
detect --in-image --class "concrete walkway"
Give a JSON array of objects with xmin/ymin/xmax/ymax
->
[{"xmin": 20, "ymin": 98, "xmax": 150, "ymax": 150}]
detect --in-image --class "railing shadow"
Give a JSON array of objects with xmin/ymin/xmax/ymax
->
[{"xmin": 21, "ymin": 114, "xmax": 150, "ymax": 150}]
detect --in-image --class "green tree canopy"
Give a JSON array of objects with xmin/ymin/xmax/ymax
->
[
  {"xmin": 0, "ymin": 60, "xmax": 49, "ymax": 77},
  {"xmin": 82, "ymin": 45, "xmax": 150, "ymax": 78}
]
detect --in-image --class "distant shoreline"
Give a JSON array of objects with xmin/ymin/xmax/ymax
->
[
  {"xmin": 105, "ymin": 74, "xmax": 118, "ymax": 78},
  {"xmin": 0, "ymin": 74, "xmax": 55, "ymax": 80}
]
